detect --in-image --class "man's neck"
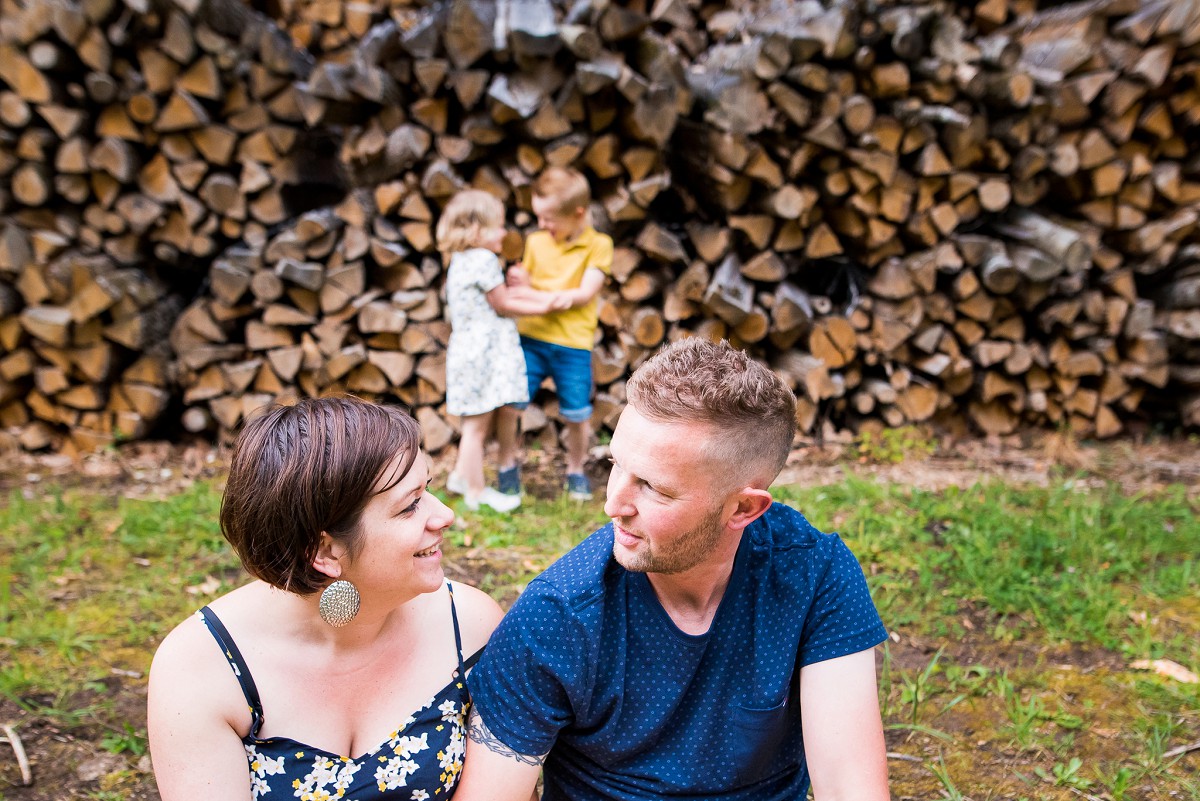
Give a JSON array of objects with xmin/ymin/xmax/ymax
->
[{"xmin": 644, "ymin": 538, "xmax": 742, "ymax": 636}]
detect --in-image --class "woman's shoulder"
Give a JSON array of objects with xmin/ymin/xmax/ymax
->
[
  {"xmin": 150, "ymin": 583, "xmax": 271, "ymax": 684},
  {"xmin": 148, "ymin": 591, "xmax": 257, "ymax": 730},
  {"xmin": 448, "ymin": 581, "xmax": 504, "ymax": 653}
]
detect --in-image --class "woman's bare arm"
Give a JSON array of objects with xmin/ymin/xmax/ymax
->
[{"xmin": 147, "ymin": 616, "xmax": 256, "ymax": 801}]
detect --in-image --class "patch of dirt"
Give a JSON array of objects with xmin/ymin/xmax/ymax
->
[{"xmin": 1, "ymin": 431, "xmax": 1198, "ymax": 800}]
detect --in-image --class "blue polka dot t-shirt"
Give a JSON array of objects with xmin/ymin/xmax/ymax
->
[{"xmin": 469, "ymin": 502, "xmax": 887, "ymax": 800}]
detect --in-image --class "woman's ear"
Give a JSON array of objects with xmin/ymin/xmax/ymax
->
[
  {"xmin": 726, "ymin": 488, "xmax": 773, "ymax": 533},
  {"xmin": 312, "ymin": 532, "xmax": 347, "ymax": 580}
]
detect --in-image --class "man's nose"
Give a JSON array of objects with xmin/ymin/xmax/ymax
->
[{"xmin": 604, "ymin": 474, "xmax": 633, "ymax": 519}]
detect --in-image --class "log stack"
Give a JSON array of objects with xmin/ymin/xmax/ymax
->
[
  {"xmin": 0, "ymin": 221, "xmax": 178, "ymax": 453},
  {"xmin": 6, "ymin": 0, "xmax": 1200, "ymax": 453},
  {"xmin": 171, "ymin": 186, "xmax": 466, "ymax": 450},
  {"xmin": 0, "ymin": 0, "xmax": 336, "ymax": 451},
  {"xmin": 264, "ymin": 0, "xmax": 392, "ymax": 63}
]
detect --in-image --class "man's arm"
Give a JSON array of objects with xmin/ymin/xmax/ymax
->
[
  {"xmin": 799, "ymin": 648, "xmax": 890, "ymax": 801},
  {"xmin": 453, "ymin": 706, "xmax": 545, "ymax": 801}
]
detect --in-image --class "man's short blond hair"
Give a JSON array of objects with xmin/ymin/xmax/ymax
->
[
  {"xmin": 533, "ymin": 166, "xmax": 591, "ymax": 216},
  {"xmin": 436, "ymin": 189, "xmax": 504, "ymax": 255},
  {"xmin": 626, "ymin": 337, "xmax": 796, "ymax": 487}
]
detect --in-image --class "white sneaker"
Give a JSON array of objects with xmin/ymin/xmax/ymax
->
[
  {"xmin": 446, "ymin": 472, "xmax": 467, "ymax": 496},
  {"xmin": 464, "ymin": 487, "xmax": 521, "ymax": 513}
]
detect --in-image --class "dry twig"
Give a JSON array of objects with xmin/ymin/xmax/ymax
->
[{"xmin": 1, "ymin": 723, "xmax": 33, "ymax": 786}]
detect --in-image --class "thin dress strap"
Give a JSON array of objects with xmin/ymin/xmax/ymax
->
[
  {"xmin": 446, "ymin": 582, "xmax": 486, "ymax": 674},
  {"xmin": 198, "ymin": 606, "xmax": 266, "ymax": 739},
  {"xmin": 446, "ymin": 582, "xmax": 469, "ymax": 678}
]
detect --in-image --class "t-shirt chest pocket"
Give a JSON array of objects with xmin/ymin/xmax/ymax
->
[{"xmin": 728, "ymin": 695, "xmax": 790, "ymax": 785}]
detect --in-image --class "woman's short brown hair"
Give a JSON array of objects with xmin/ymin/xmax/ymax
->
[
  {"xmin": 219, "ymin": 395, "xmax": 421, "ymax": 594},
  {"xmin": 626, "ymin": 337, "xmax": 796, "ymax": 487}
]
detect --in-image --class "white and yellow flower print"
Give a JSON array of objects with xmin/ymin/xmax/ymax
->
[
  {"xmin": 373, "ymin": 732, "xmax": 430, "ymax": 791},
  {"xmin": 246, "ymin": 744, "xmax": 286, "ymax": 798},
  {"xmin": 436, "ymin": 699, "xmax": 468, "ymax": 791},
  {"xmin": 292, "ymin": 754, "xmax": 360, "ymax": 800}
]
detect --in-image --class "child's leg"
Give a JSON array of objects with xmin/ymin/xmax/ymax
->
[
  {"xmin": 454, "ymin": 411, "xmax": 494, "ymax": 495},
  {"xmin": 547, "ymin": 342, "xmax": 594, "ymax": 483},
  {"xmin": 564, "ymin": 419, "xmax": 590, "ymax": 475},
  {"xmin": 500, "ymin": 336, "xmax": 547, "ymax": 473},
  {"xmin": 496, "ymin": 405, "xmax": 521, "ymax": 471}
]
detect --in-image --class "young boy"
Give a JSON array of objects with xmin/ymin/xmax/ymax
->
[{"xmin": 497, "ymin": 166, "xmax": 612, "ymax": 499}]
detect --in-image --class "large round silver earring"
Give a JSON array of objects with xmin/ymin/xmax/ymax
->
[{"xmin": 318, "ymin": 579, "xmax": 360, "ymax": 627}]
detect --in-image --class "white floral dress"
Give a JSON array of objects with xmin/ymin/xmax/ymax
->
[
  {"xmin": 444, "ymin": 248, "xmax": 529, "ymax": 417},
  {"xmin": 198, "ymin": 583, "xmax": 478, "ymax": 799}
]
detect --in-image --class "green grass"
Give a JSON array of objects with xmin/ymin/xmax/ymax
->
[
  {"xmin": 1, "ymin": 472, "xmax": 1197, "ymax": 799},
  {"xmin": 776, "ymin": 476, "xmax": 1199, "ymax": 659}
]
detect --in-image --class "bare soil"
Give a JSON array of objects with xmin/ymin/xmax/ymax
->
[{"xmin": 1, "ymin": 431, "xmax": 1198, "ymax": 800}]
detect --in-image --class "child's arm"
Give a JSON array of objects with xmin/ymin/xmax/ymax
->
[
  {"xmin": 506, "ymin": 262, "xmax": 530, "ymax": 288},
  {"xmin": 554, "ymin": 267, "xmax": 607, "ymax": 309},
  {"xmin": 486, "ymin": 283, "xmax": 567, "ymax": 317}
]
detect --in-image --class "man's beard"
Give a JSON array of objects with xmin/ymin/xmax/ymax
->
[{"xmin": 612, "ymin": 506, "xmax": 724, "ymax": 575}]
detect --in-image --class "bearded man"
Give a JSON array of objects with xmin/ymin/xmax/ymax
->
[{"xmin": 458, "ymin": 337, "xmax": 890, "ymax": 801}]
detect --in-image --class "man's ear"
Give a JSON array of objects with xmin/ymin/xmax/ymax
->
[
  {"xmin": 726, "ymin": 488, "xmax": 773, "ymax": 533},
  {"xmin": 313, "ymin": 532, "xmax": 346, "ymax": 580}
]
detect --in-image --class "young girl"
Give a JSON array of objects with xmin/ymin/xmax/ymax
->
[{"xmin": 437, "ymin": 189, "xmax": 567, "ymax": 512}]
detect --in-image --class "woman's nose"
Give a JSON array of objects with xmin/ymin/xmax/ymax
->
[{"xmin": 428, "ymin": 492, "xmax": 455, "ymax": 529}]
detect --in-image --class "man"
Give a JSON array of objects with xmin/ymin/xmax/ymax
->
[{"xmin": 458, "ymin": 337, "xmax": 890, "ymax": 800}]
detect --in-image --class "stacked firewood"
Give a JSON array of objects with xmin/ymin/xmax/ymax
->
[
  {"xmin": 6, "ymin": 0, "xmax": 1200, "ymax": 453},
  {"xmin": 171, "ymin": 186, "xmax": 471, "ymax": 450},
  {"xmin": 0, "ymin": 222, "xmax": 178, "ymax": 452},
  {"xmin": 0, "ymin": 0, "xmax": 331, "ymax": 451},
  {"xmin": 1156, "ymin": 246, "xmax": 1200, "ymax": 427},
  {"xmin": 264, "ymin": 0, "xmax": 391, "ymax": 63},
  {"xmin": 175, "ymin": 0, "xmax": 1200, "ymax": 444},
  {"xmin": 0, "ymin": 0, "xmax": 328, "ymax": 264}
]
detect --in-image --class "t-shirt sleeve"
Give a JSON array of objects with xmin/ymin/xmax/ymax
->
[
  {"xmin": 465, "ymin": 250, "xmax": 505, "ymax": 293},
  {"xmin": 798, "ymin": 535, "xmax": 888, "ymax": 666},
  {"xmin": 468, "ymin": 579, "xmax": 588, "ymax": 757},
  {"xmin": 589, "ymin": 234, "xmax": 614, "ymax": 275}
]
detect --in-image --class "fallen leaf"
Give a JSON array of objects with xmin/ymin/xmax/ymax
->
[{"xmin": 1130, "ymin": 658, "xmax": 1199, "ymax": 684}]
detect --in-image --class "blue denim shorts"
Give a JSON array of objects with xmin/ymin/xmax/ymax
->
[{"xmin": 513, "ymin": 336, "xmax": 593, "ymax": 423}]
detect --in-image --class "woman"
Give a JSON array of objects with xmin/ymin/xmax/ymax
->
[{"xmin": 148, "ymin": 396, "xmax": 503, "ymax": 800}]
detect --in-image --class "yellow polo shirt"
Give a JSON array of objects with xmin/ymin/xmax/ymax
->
[{"xmin": 517, "ymin": 227, "xmax": 613, "ymax": 350}]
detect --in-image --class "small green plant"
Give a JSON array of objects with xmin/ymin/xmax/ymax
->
[
  {"xmin": 1099, "ymin": 765, "xmax": 1133, "ymax": 801},
  {"xmin": 999, "ymin": 678, "xmax": 1045, "ymax": 749},
  {"xmin": 899, "ymin": 647, "xmax": 944, "ymax": 726},
  {"xmin": 929, "ymin": 755, "xmax": 966, "ymax": 801},
  {"xmin": 101, "ymin": 722, "xmax": 147, "ymax": 756},
  {"xmin": 1035, "ymin": 757, "xmax": 1093, "ymax": 790},
  {"xmin": 853, "ymin": 426, "xmax": 937, "ymax": 464}
]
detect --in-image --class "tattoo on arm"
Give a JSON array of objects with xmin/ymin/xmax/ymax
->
[{"xmin": 468, "ymin": 707, "xmax": 548, "ymax": 767}]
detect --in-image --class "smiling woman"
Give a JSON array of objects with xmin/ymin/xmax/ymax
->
[{"xmin": 146, "ymin": 395, "xmax": 504, "ymax": 801}]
